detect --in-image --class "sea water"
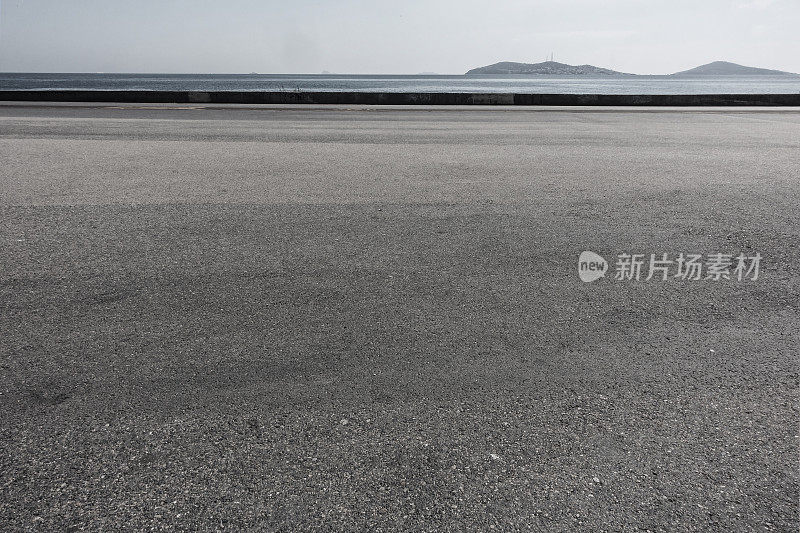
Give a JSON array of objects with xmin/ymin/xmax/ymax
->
[{"xmin": 1, "ymin": 73, "xmax": 799, "ymax": 94}]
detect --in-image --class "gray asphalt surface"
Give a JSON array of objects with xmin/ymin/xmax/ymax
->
[{"xmin": 1, "ymin": 103, "xmax": 798, "ymax": 531}]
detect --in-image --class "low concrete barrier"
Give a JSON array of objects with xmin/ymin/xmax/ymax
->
[{"xmin": 0, "ymin": 90, "xmax": 798, "ymax": 106}]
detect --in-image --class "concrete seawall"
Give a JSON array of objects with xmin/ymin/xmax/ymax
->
[{"xmin": 0, "ymin": 90, "xmax": 799, "ymax": 106}]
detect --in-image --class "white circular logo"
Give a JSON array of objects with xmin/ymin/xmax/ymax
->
[{"xmin": 578, "ymin": 251, "xmax": 608, "ymax": 282}]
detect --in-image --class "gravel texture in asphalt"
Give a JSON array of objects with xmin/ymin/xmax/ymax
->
[{"xmin": 0, "ymin": 104, "xmax": 798, "ymax": 531}]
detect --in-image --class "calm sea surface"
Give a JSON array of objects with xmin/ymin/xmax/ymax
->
[{"xmin": 1, "ymin": 73, "xmax": 799, "ymax": 94}]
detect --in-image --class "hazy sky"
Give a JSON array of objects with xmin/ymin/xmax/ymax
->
[{"xmin": 1, "ymin": 0, "xmax": 797, "ymax": 74}]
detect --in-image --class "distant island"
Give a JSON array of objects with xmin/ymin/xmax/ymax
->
[
  {"xmin": 466, "ymin": 61, "xmax": 629, "ymax": 76},
  {"xmin": 670, "ymin": 61, "xmax": 797, "ymax": 77},
  {"xmin": 466, "ymin": 60, "xmax": 798, "ymax": 77}
]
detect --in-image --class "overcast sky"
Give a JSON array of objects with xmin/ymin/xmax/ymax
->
[{"xmin": 0, "ymin": 0, "xmax": 797, "ymax": 74}]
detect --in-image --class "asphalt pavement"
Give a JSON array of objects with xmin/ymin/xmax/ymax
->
[{"xmin": 1, "ymin": 103, "xmax": 798, "ymax": 531}]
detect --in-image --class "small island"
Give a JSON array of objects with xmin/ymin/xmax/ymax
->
[
  {"xmin": 466, "ymin": 61, "xmax": 629, "ymax": 76},
  {"xmin": 670, "ymin": 61, "xmax": 798, "ymax": 77}
]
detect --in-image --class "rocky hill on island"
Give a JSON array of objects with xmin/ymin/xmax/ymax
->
[{"xmin": 466, "ymin": 61, "xmax": 630, "ymax": 76}]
